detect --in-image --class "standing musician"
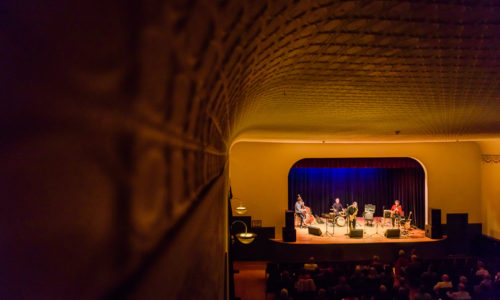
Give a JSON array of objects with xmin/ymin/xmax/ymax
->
[
  {"xmin": 346, "ymin": 201, "xmax": 358, "ymax": 230},
  {"xmin": 391, "ymin": 199, "xmax": 404, "ymax": 227},
  {"xmin": 332, "ymin": 197, "xmax": 343, "ymax": 216},
  {"xmin": 295, "ymin": 194, "xmax": 306, "ymax": 228}
]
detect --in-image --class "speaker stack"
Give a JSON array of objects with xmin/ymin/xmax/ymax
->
[
  {"xmin": 283, "ymin": 210, "xmax": 296, "ymax": 242},
  {"xmin": 446, "ymin": 213, "xmax": 468, "ymax": 253},
  {"xmin": 425, "ymin": 209, "xmax": 442, "ymax": 239}
]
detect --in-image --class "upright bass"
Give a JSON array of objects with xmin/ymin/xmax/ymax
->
[{"xmin": 301, "ymin": 204, "xmax": 316, "ymax": 225}]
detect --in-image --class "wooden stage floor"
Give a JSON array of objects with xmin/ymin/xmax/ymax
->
[{"xmin": 275, "ymin": 217, "xmax": 441, "ymax": 244}]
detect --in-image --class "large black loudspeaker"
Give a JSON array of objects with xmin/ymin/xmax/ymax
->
[
  {"xmin": 285, "ymin": 210, "xmax": 295, "ymax": 229},
  {"xmin": 425, "ymin": 224, "xmax": 442, "ymax": 239},
  {"xmin": 446, "ymin": 214, "xmax": 468, "ymax": 239},
  {"xmin": 349, "ymin": 229, "xmax": 363, "ymax": 238},
  {"xmin": 426, "ymin": 209, "xmax": 443, "ymax": 239},
  {"xmin": 282, "ymin": 227, "xmax": 296, "ymax": 242},
  {"xmin": 308, "ymin": 226, "xmax": 322, "ymax": 236},
  {"xmin": 385, "ymin": 229, "xmax": 400, "ymax": 238},
  {"xmin": 429, "ymin": 209, "xmax": 441, "ymax": 226}
]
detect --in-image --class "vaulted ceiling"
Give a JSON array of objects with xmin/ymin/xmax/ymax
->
[{"xmin": 164, "ymin": 0, "xmax": 500, "ymax": 145}]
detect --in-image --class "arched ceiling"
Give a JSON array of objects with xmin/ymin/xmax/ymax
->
[{"xmin": 164, "ymin": 0, "xmax": 500, "ymax": 146}]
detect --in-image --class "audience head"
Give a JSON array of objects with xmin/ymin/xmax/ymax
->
[
  {"xmin": 477, "ymin": 260, "xmax": 485, "ymax": 269},
  {"xmin": 459, "ymin": 275, "xmax": 468, "ymax": 284},
  {"xmin": 318, "ymin": 288, "xmax": 326, "ymax": 296},
  {"xmin": 398, "ymin": 249, "xmax": 406, "ymax": 257},
  {"xmin": 410, "ymin": 254, "xmax": 418, "ymax": 262},
  {"xmin": 379, "ymin": 284, "xmax": 387, "ymax": 293},
  {"xmin": 280, "ymin": 288, "xmax": 288, "ymax": 297},
  {"xmin": 441, "ymin": 274, "xmax": 450, "ymax": 282},
  {"xmin": 338, "ymin": 275, "xmax": 347, "ymax": 284},
  {"xmin": 458, "ymin": 283, "xmax": 466, "ymax": 291},
  {"xmin": 372, "ymin": 255, "xmax": 380, "ymax": 262}
]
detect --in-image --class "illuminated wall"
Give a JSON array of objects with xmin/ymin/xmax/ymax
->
[
  {"xmin": 479, "ymin": 140, "xmax": 500, "ymax": 239},
  {"xmin": 229, "ymin": 141, "xmax": 482, "ymax": 238}
]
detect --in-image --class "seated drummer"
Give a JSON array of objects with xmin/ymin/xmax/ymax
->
[{"xmin": 332, "ymin": 197, "xmax": 343, "ymax": 215}]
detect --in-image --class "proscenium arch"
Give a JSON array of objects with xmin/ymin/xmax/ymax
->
[{"xmin": 286, "ymin": 156, "xmax": 429, "ymax": 228}]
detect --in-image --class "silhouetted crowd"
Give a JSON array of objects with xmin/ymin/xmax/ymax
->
[{"xmin": 266, "ymin": 250, "xmax": 500, "ymax": 300}]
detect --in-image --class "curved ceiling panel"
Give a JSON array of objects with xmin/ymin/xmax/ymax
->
[{"xmin": 163, "ymin": 0, "xmax": 500, "ymax": 144}]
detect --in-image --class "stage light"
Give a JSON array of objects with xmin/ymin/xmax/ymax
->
[{"xmin": 231, "ymin": 220, "xmax": 257, "ymax": 244}]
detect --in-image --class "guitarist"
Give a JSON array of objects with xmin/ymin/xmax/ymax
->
[
  {"xmin": 346, "ymin": 201, "xmax": 358, "ymax": 231},
  {"xmin": 391, "ymin": 200, "xmax": 404, "ymax": 228}
]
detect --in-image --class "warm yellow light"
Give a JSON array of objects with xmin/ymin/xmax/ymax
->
[
  {"xmin": 231, "ymin": 220, "xmax": 257, "ymax": 244},
  {"xmin": 235, "ymin": 206, "xmax": 247, "ymax": 215},
  {"xmin": 236, "ymin": 232, "xmax": 256, "ymax": 244},
  {"xmin": 233, "ymin": 198, "xmax": 247, "ymax": 215}
]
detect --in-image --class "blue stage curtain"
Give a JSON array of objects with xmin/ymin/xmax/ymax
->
[{"xmin": 288, "ymin": 158, "xmax": 425, "ymax": 228}]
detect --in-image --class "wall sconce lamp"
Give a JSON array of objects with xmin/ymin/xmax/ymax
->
[
  {"xmin": 233, "ymin": 198, "xmax": 247, "ymax": 215},
  {"xmin": 230, "ymin": 220, "xmax": 257, "ymax": 244}
]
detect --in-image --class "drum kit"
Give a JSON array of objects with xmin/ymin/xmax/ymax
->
[{"xmin": 328, "ymin": 208, "xmax": 347, "ymax": 227}]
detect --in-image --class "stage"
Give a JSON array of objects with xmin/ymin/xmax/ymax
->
[
  {"xmin": 275, "ymin": 217, "xmax": 436, "ymax": 244},
  {"xmin": 260, "ymin": 217, "xmax": 447, "ymax": 262}
]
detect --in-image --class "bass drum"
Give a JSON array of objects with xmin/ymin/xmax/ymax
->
[{"xmin": 335, "ymin": 216, "xmax": 346, "ymax": 227}]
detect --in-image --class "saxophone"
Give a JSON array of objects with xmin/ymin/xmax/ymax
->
[{"xmin": 349, "ymin": 206, "xmax": 358, "ymax": 221}]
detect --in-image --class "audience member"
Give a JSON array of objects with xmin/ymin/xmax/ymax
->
[
  {"xmin": 475, "ymin": 261, "xmax": 490, "ymax": 279},
  {"xmin": 371, "ymin": 255, "xmax": 383, "ymax": 273},
  {"xmin": 266, "ymin": 253, "xmax": 499, "ymax": 300},
  {"xmin": 394, "ymin": 249, "xmax": 409, "ymax": 278},
  {"xmin": 406, "ymin": 254, "xmax": 423, "ymax": 287},
  {"xmin": 278, "ymin": 288, "xmax": 293, "ymax": 300},
  {"xmin": 434, "ymin": 273, "xmax": 453, "ymax": 299},
  {"xmin": 413, "ymin": 284, "xmax": 432, "ymax": 300},
  {"xmin": 447, "ymin": 282, "xmax": 471, "ymax": 300},
  {"xmin": 314, "ymin": 288, "xmax": 328, "ymax": 300},
  {"xmin": 304, "ymin": 256, "xmax": 319, "ymax": 272}
]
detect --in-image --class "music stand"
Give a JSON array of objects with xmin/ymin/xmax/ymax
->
[
  {"xmin": 367, "ymin": 217, "xmax": 384, "ymax": 237},
  {"xmin": 321, "ymin": 213, "xmax": 333, "ymax": 236}
]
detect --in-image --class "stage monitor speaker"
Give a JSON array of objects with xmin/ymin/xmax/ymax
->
[
  {"xmin": 285, "ymin": 210, "xmax": 295, "ymax": 229},
  {"xmin": 425, "ymin": 225, "xmax": 442, "ymax": 239},
  {"xmin": 349, "ymin": 229, "xmax": 363, "ymax": 238},
  {"xmin": 308, "ymin": 226, "xmax": 322, "ymax": 236},
  {"xmin": 383, "ymin": 210, "xmax": 392, "ymax": 218},
  {"xmin": 385, "ymin": 229, "xmax": 400, "ymax": 238},
  {"xmin": 429, "ymin": 209, "xmax": 441, "ymax": 226},
  {"xmin": 282, "ymin": 227, "xmax": 296, "ymax": 242}
]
